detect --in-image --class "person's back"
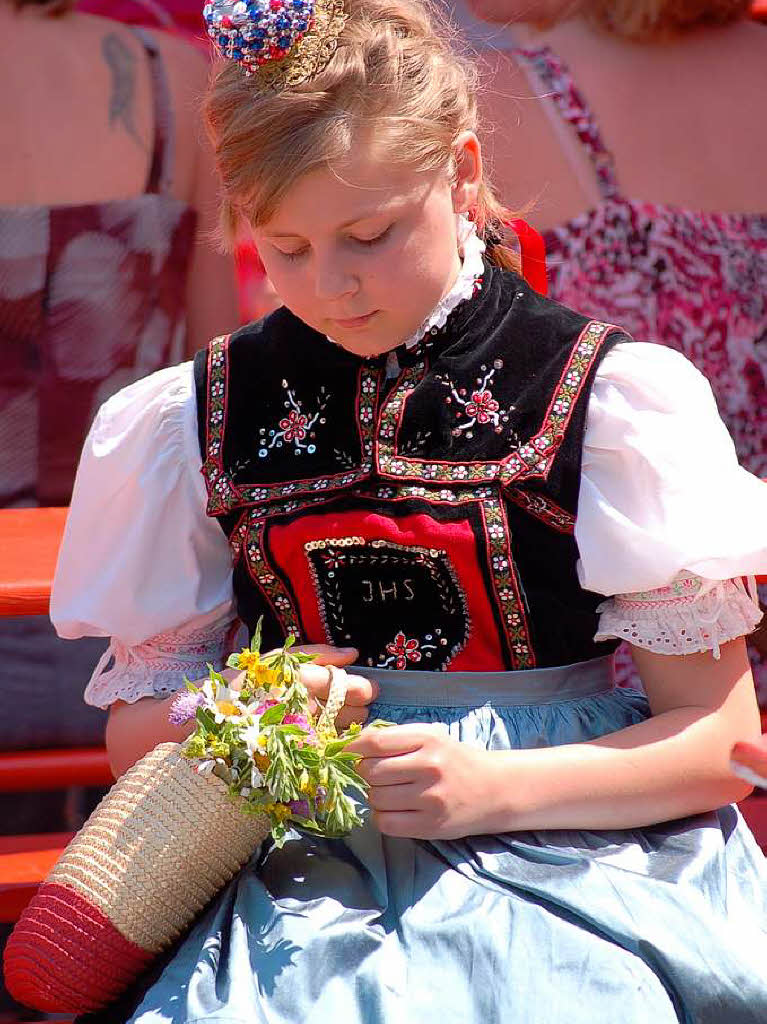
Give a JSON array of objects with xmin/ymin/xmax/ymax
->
[{"xmin": 459, "ymin": 7, "xmax": 767, "ymax": 224}]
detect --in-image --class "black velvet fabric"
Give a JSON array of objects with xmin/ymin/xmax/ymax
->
[{"xmin": 194, "ymin": 261, "xmax": 626, "ymax": 669}]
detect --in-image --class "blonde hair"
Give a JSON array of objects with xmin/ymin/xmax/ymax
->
[
  {"xmin": 204, "ymin": 0, "xmax": 521, "ymax": 272},
  {"xmin": 585, "ymin": 0, "xmax": 751, "ymax": 40}
]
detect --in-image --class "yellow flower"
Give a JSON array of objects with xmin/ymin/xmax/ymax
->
[
  {"xmin": 216, "ymin": 700, "xmax": 240, "ymax": 717},
  {"xmin": 234, "ymin": 649, "xmax": 260, "ymax": 680},
  {"xmin": 263, "ymin": 802, "xmax": 292, "ymax": 821},
  {"xmin": 233, "ymin": 648, "xmax": 283, "ymax": 690},
  {"xmin": 255, "ymin": 664, "xmax": 283, "ymax": 689}
]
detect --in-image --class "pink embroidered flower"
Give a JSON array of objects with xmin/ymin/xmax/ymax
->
[
  {"xmin": 386, "ymin": 631, "xmax": 422, "ymax": 670},
  {"xmin": 279, "ymin": 410, "xmax": 309, "ymax": 441},
  {"xmin": 465, "ymin": 389, "xmax": 499, "ymax": 423}
]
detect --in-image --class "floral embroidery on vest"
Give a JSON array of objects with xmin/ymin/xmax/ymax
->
[
  {"xmin": 257, "ymin": 380, "xmax": 330, "ymax": 458},
  {"xmin": 202, "ymin": 335, "xmax": 382, "ymax": 512},
  {"xmin": 436, "ymin": 358, "xmax": 520, "ymax": 444}
]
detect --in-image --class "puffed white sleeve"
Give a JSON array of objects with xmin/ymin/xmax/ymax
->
[
  {"xmin": 576, "ymin": 342, "xmax": 766, "ymax": 657},
  {"xmin": 50, "ymin": 363, "xmax": 238, "ymax": 708}
]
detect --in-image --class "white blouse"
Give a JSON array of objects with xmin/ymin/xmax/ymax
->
[{"xmin": 51, "ymin": 345, "xmax": 767, "ymax": 709}]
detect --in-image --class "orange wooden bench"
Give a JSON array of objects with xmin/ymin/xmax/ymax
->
[{"xmin": 0, "ymin": 509, "xmax": 114, "ymax": 930}]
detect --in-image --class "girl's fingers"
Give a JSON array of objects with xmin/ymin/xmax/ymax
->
[
  {"xmin": 347, "ymin": 723, "xmax": 446, "ymax": 758},
  {"xmin": 220, "ymin": 668, "xmax": 246, "ymax": 690},
  {"xmin": 292, "ymin": 644, "xmax": 359, "ymax": 666},
  {"xmin": 343, "ymin": 673, "xmax": 380, "ymax": 706},
  {"xmin": 356, "ymin": 753, "xmax": 419, "ymax": 786},
  {"xmin": 367, "ymin": 781, "xmax": 427, "ymax": 812},
  {"xmin": 334, "ymin": 706, "xmax": 369, "ymax": 730},
  {"xmin": 299, "ymin": 664, "xmax": 379, "ymax": 706}
]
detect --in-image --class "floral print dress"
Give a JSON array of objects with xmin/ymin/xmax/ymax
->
[{"xmin": 512, "ymin": 44, "xmax": 767, "ymax": 698}]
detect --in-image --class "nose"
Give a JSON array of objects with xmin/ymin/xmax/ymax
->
[{"xmin": 314, "ymin": 252, "xmax": 358, "ymax": 302}]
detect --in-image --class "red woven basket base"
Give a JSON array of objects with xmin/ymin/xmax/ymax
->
[{"xmin": 4, "ymin": 881, "xmax": 155, "ymax": 1013}]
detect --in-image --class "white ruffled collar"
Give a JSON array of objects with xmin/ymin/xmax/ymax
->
[{"xmin": 400, "ymin": 217, "xmax": 486, "ymax": 350}]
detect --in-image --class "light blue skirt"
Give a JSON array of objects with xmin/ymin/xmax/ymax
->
[{"xmin": 89, "ymin": 658, "xmax": 767, "ymax": 1024}]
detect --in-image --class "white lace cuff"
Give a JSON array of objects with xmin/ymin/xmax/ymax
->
[
  {"xmin": 83, "ymin": 614, "xmax": 239, "ymax": 709},
  {"xmin": 594, "ymin": 574, "xmax": 763, "ymax": 659}
]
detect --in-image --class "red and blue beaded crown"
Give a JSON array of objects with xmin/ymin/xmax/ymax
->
[{"xmin": 204, "ymin": 0, "xmax": 347, "ymax": 86}]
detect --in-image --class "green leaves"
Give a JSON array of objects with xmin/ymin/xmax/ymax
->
[{"xmin": 259, "ymin": 702, "xmax": 287, "ymax": 726}]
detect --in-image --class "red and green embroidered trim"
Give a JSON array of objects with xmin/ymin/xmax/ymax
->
[
  {"xmin": 499, "ymin": 321, "xmax": 618, "ymax": 486},
  {"xmin": 481, "ymin": 495, "xmax": 535, "ymax": 669},
  {"xmin": 376, "ymin": 321, "xmax": 617, "ymax": 488},
  {"xmin": 506, "ymin": 488, "xmax": 575, "ymax": 534},
  {"xmin": 243, "ymin": 515, "xmax": 303, "ymax": 640}
]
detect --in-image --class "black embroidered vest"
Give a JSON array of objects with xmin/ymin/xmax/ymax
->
[{"xmin": 195, "ymin": 262, "xmax": 628, "ymax": 671}]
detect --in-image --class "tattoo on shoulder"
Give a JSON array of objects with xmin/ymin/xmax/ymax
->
[{"xmin": 102, "ymin": 33, "xmax": 146, "ymax": 150}]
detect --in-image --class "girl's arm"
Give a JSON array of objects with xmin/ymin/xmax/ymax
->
[
  {"xmin": 494, "ymin": 637, "xmax": 759, "ymax": 830},
  {"xmin": 350, "ymin": 637, "xmax": 760, "ymax": 838},
  {"xmin": 106, "ymin": 692, "xmax": 198, "ymax": 780}
]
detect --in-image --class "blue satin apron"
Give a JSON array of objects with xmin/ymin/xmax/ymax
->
[{"xmin": 85, "ymin": 658, "xmax": 767, "ymax": 1024}]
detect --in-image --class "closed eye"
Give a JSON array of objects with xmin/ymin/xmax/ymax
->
[
  {"xmin": 276, "ymin": 246, "xmax": 309, "ymax": 263},
  {"xmin": 352, "ymin": 225, "xmax": 393, "ymax": 247}
]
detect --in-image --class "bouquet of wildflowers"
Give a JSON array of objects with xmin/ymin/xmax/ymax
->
[
  {"xmin": 170, "ymin": 620, "xmax": 374, "ymax": 846},
  {"xmin": 5, "ymin": 621, "xmax": 380, "ymax": 1015}
]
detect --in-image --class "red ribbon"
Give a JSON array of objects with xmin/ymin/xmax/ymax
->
[{"xmin": 503, "ymin": 218, "xmax": 548, "ymax": 297}]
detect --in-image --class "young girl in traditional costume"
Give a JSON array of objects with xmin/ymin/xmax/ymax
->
[{"xmin": 52, "ymin": 0, "xmax": 767, "ymax": 1020}]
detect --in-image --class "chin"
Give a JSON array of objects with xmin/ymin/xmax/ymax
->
[{"xmin": 334, "ymin": 336, "xmax": 394, "ymax": 359}]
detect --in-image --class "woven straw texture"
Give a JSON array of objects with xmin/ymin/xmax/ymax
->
[{"xmin": 45, "ymin": 742, "xmax": 269, "ymax": 952}]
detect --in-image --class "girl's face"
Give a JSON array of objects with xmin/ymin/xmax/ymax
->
[{"xmin": 252, "ymin": 133, "xmax": 481, "ymax": 358}]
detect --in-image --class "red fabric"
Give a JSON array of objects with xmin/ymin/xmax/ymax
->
[
  {"xmin": 267, "ymin": 506, "xmax": 509, "ymax": 670},
  {"xmin": 4, "ymin": 881, "xmax": 154, "ymax": 1012},
  {"xmin": 505, "ymin": 219, "xmax": 548, "ymax": 297},
  {"xmin": 77, "ymin": 1, "xmax": 206, "ymax": 45}
]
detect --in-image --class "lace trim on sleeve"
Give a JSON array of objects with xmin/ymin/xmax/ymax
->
[
  {"xmin": 83, "ymin": 614, "xmax": 240, "ymax": 709},
  {"xmin": 594, "ymin": 574, "xmax": 762, "ymax": 659}
]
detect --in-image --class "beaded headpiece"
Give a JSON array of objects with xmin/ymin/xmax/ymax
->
[{"xmin": 204, "ymin": 0, "xmax": 348, "ymax": 89}]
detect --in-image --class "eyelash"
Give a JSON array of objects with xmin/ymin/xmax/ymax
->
[
  {"xmin": 355, "ymin": 225, "xmax": 392, "ymax": 248},
  {"xmin": 278, "ymin": 226, "xmax": 392, "ymax": 262}
]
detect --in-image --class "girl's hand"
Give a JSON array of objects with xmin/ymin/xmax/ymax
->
[
  {"xmin": 294, "ymin": 645, "xmax": 380, "ymax": 731},
  {"xmin": 730, "ymin": 735, "xmax": 767, "ymax": 788},
  {"xmin": 348, "ymin": 724, "xmax": 505, "ymax": 839}
]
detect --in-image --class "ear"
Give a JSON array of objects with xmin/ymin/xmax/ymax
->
[{"xmin": 451, "ymin": 132, "xmax": 482, "ymax": 215}]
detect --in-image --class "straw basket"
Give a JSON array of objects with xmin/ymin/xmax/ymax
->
[{"xmin": 4, "ymin": 742, "xmax": 270, "ymax": 1013}]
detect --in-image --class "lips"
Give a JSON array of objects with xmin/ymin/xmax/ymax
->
[{"xmin": 332, "ymin": 311, "xmax": 379, "ymax": 329}]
